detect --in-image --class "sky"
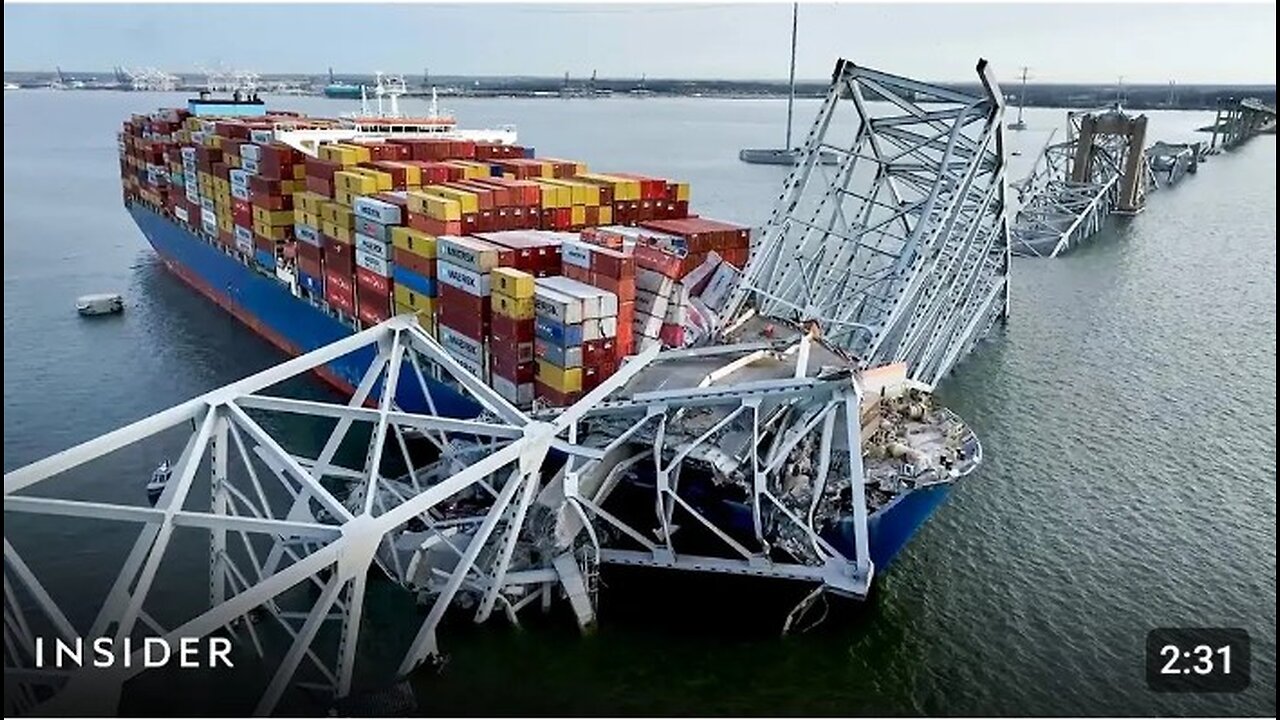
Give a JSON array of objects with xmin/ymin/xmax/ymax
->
[{"xmin": 3, "ymin": 3, "xmax": 1276, "ymax": 85}]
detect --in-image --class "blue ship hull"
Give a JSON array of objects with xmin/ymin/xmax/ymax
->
[{"xmin": 130, "ymin": 203, "xmax": 955, "ymax": 579}]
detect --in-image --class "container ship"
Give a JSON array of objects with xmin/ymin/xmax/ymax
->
[{"xmin": 116, "ymin": 86, "xmax": 979, "ymax": 584}]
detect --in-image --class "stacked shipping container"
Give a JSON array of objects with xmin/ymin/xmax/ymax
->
[{"xmin": 118, "ymin": 105, "xmax": 750, "ymax": 408}]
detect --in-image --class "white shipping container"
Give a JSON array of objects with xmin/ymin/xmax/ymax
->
[
  {"xmin": 538, "ymin": 276, "xmax": 618, "ymax": 318},
  {"xmin": 533, "ymin": 284, "xmax": 583, "ymax": 325},
  {"xmin": 634, "ymin": 289, "xmax": 671, "ymax": 321},
  {"xmin": 180, "ymin": 147, "xmax": 197, "ymax": 160},
  {"xmin": 229, "ymin": 169, "xmax": 251, "ymax": 187},
  {"xmin": 234, "ymin": 225, "xmax": 254, "ymax": 244},
  {"xmin": 174, "ymin": 207, "xmax": 190, "ymax": 223},
  {"xmin": 230, "ymin": 185, "xmax": 251, "ymax": 202},
  {"xmin": 295, "ymin": 223, "xmax": 322, "ymax": 246},
  {"xmin": 599, "ymin": 315, "xmax": 618, "ymax": 338},
  {"xmin": 354, "ymin": 217, "xmax": 391, "ymax": 242},
  {"xmin": 355, "ymin": 248, "xmax": 391, "ymax": 277},
  {"xmin": 447, "ymin": 350, "xmax": 488, "ymax": 382},
  {"xmin": 200, "ymin": 208, "xmax": 217, "ymax": 226},
  {"xmin": 353, "ymin": 196, "xmax": 402, "ymax": 225},
  {"xmin": 235, "ymin": 235, "xmax": 254, "ymax": 255},
  {"xmin": 700, "ymin": 262, "xmax": 742, "ymax": 312},
  {"xmin": 636, "ymin": 267, "xmax": 676, "ymax": 296},
  {"xmin": 437, "ymin": 261, "xmax": 491, "ymax": 297},
  {"xmin": 355, "ymin": 233, "xmax": 391, "ymax": 259},
  {"xmin": 438, "ymin": 325, "xmax": 487, "ymax": 365},
  {"xmin": 240, "ymin": 144, "xmax": 262, "ymax": 162},
  {"xmin": 560, "ymin": 239, "xmax": 592, "ymax": 269},
  {"xmin": 490, "ymin": 375, "xmax": 534, "ymax": 406},
  {"xmin": 249, "ymin": 129, "xmax": 274, "ymax": 145},
  {"xmin": 581, "ymin": 318, "xmax": 603, "ymax": 342},
  {"xmin": 200, "ymin": 197, "xmax": 215, "ymax": 212},
  {"xmin": 241, "ymin": 158, "xmax": 260, "ymax": 174}
]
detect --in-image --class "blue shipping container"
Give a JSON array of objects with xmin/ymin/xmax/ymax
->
[
  {"xmin": 393, "ymin": 266, "xmax": 437, "ymax": 297},
  {"xmin": 535, "ymin": 316, "xmax": 583, "ymax": 347},
  {"xmin": 254, "ymin": 249, "xmax": 275, "ymax": 269},
  {"xmin": 299, "ymin": 271, "xmax": 323, "ymax": 297}
]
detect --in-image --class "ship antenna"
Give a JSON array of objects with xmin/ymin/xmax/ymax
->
[
  {"xmin": 360, "ymin": 84, "xmax": 369, "ymax": 116},
  {"xmin": 430, "ymin": 87, "xmax": 439, "ymax": 119}
]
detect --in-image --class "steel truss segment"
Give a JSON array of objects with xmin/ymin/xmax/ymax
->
[{"xmin": 723, "ymin": 58, "xmax": 1009, "ymax": 384}]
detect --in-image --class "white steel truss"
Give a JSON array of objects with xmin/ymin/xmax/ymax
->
[
  {"xmin": 722, "ymin": 58, "xmax": 1012, "ymax": 389},
  {"xmin": 2, "ymin": 316, "xmax": 660, "ymax": 716}
]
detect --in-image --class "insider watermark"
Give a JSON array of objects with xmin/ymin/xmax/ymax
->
[{"xmin": 34, "ymin": 637, "xmax": 234, "ymax": 670}]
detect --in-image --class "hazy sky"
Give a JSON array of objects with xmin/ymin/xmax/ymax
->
[{"xmin": 4, "ymin": 3, "xmax": 1276, "ymax": 84}]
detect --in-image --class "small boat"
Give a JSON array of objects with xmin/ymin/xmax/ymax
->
[
  {"xmin": 76, "ymin": 293, "xmax": 124, "ymax": 316},
  {"xmin": 146, "ymin": 460, "xmax": 172, "ymax": 503}
]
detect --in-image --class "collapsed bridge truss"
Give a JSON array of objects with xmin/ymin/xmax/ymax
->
[{"xmin": 4, "ymin": 58, "xmax": 1008, "ymax": 716}]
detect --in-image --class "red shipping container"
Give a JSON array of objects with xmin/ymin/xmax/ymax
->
[
  {"xmin": 590, "ymin": 272, "xmax": 636, "ymax": 303},
  {"xmin": 633, "ymin": 244, "xmax": 685, "ymax": 278},
  {"xmin": 357, "ymin": 300, "xmax": 390, "ymax": 327},
  {"xmin": 490, "ymin": 344, "xmax": 536, "ymax": 383},
  {"xmin": 324, "ymin": 236, "xmax": 356, "ymax": 274},
  {"xmin": 326, "ymin": 284, "xmax": 355, "ymax": 316},
  {"xmin": 490, "ymin": 313, "xmax": 535, "ymax": 343},
  {"xmin": 583, "ymin": 339, "xmax": 616, "ymax": 367},
  {"xmin": 461, "ymin": 213, "xmax": 478, "ymax": 236},
  {"xmin": 356, "ymin": 266, "xmax": 391, "ymax": 297},
  {"xmin": 305, "ymin": 156, "xmax": 342, "ymax": 182},
  {"xmin": 588, "ymin": 246, "xmax": 633, "ymax": 279},
  {"xmin": 534, "ymin": 380, "xmax": 579, "ymax": 408},
  {"xmin": 616, "ymin": 302, "xmax": 635, "ymax": 358},
  {"xmin": 407, "ymin": 212, "xmax": 461, "ymax": 237},
  {"xmin": 564, "ymin": 264, "xmax": 591, "ymax": 284},
  {"xmin": 437, "ymin": 286, "xmax": 490, "ymax": 340},
  {"xmin": 392, "ymin": 247, "xmax": 434, "ymax": 278},
  {"xmin": 367, "ymin": 160, "xmax": 410, "ymax": 188},
  {"xmin": 324, "ymin": 266, "xmax": 355, "ymax": 297},
  {"xmin": 659, "ymin": 323, "xmax": 685, "ymax": 347},
  {"xmin": 296, "ymin": 241, "xmax": 322, "ymax": 265},
  {"xmin": 250, "ymin": 191, "xmax": 292, "ymax": 211},
  {"xmin": 298, "ymin": 255, "xmax": 323, "ymax": 279},
  {"xmin": 305, "ymin": 175, "xmax": 334, "ymax": 197}
]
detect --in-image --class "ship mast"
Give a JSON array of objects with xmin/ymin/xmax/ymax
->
[{"xmin": 785, "ymin": 2, "xmax": 798, "ymax": 149}]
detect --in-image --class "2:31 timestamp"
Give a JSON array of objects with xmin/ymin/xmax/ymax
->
[{"xmin": 1146, "ymin": 628, "xmax": 1251, "ymax": 693}]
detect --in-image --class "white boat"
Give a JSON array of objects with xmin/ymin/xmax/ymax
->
[
  {"xmin": 146, "ymin": 460, "xmax": 172, "ymax": 502},
  {"xmin": 76, "ymin": 293, "xmax": 124, "ymax": 316},
  {"xmin": 3, "ymin": 83, "xmax": 20, "ymax": 92}
]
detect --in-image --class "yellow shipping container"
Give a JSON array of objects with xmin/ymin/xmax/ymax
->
[
  {"xmin": 319, "ymin": 143, "xmax": 364, "ymax": 166},
  {"xmin": 492, "ymin": 292, "xmax": 536, "ymax": 321},
  {"xmin": 672, "ymin": 182, "xmax": 691, "ymax": 202},
  {"xmin": 570, "ymin": 205, "xmax": 586, "ymax": 228},
  {"xmin": 543, "ymin": 178, "xmax": 598, "ymax": 206},
  {"xmin": 252, "ymin": 206, "xmax": 294, "ymax": 226},
  {"xmin": 334, "ymin": 170, "xmax": 378, "ymax": 195},
  {"xmin": 253, "ymin": 220, "xmax": 290, "ymax": 240},
  {"xmin": 598, "ymin": 205, "xmax": 614, "ymax": 225},
  {"xmin": 536, "ymin": 161, "xmax": 555, "ymax": 179},
  {"xmin": 406, "ymin": 191, "xmax": 461, "ymax": 221},
  {"xmin": 218, "ymin": 215, "xmax": 234, "ymax": 234},
  {"xmin": 423, "ymin": 185, "xmax": 479, "ymax": 214},
  {"xmin": 394, "ymin": 286, "xmax": 436, "ymax": 314},
  {"xmin": 294, "ymin": 191, "xmax": 328, "ymax": 216},
  {"xmin": 385, "ymin": 161, "xmax": 421, "ymax": 187},
  {"xmin": 351, "ymin": 168, "xmax": 393, "ymax": 192},
  {"xmin": 390, "ymin": 226, "xmax": 437, "ymax": 259},
  {"xmin": 335, "ymin": 188, "xmax": 357, "ymax": 207},
  {"xmin": 536, "ymin": 360, "xmax": 582, "ymax": 394},
  {"xmin": 321, "ymin": 220, "xmax": 352, "ymax": 243},
  {"xmin": 492, "ymin": 267, "xmax": 535, "ymax": 300},
  {"xmin": 295, "ymin": 210, "xmax": 322, "ymax": 228},
  {"xmin": 395, "ymin": 302, "xmax": 437, "ymax": 335},
  {"xmin": 443, "ymin": 161, "xmax": 486, "ymax": 180},
  {"xmin": 577, "ymin": 173, "xmax": 641, "ymax": 202},
  {"xmin": 320, "ymin": 202, "xmax": 356, "ymax": 227}
]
